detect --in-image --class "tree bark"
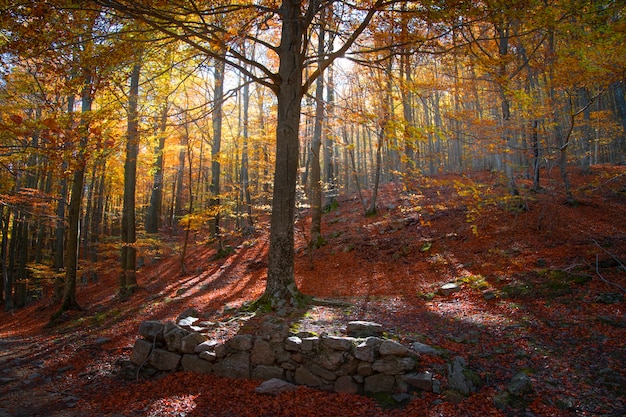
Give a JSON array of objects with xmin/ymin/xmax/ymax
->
[
  {"xmin": 145, "ymin": 103, "xmax": 168, "ymax": 233},
  {"xmin": 120, "ymin": 60, "xmax": 141, "ymax": 294}
]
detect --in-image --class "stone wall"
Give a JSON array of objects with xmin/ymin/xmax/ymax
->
[{"xmin": 129, "ymin": 314, "xmax": 436, "ymax": 396}]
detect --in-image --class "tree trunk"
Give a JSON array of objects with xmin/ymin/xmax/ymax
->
[
  {"xmin": 210, "ymin": 58, "xmax": 225, "ymax": 247},
  {"xmin": 120, "ymin": 60, "xmax": 141, "ymax": 295},
  {"xmin": 2, "ymin": 208, "xmax": 11, "ymax": 311},
  {"xmin": 263, "ymin": 0, "xmax": 305, "ymax": 307},
  {"xmin": 145, "ymin": 103, "xmax": 168, "ymax": 233},
  {"xmin": 309, "ymin": 17, "xmax": 326, "ymax": 248}
]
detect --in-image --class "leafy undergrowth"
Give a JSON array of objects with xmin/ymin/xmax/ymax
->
[{"xmin": 1, "ymin": 166, "xmax": 625, "ymax": 416}]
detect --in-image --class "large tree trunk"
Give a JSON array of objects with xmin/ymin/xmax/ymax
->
[
  {"xmin": 210, "ymin": 58, "xmax": 225, "ymax": 248},
  {"xmin": 120, "ymin": 60, "xmax": 141, "ymax": 295},
  {"xmin": 263, "ymin": 0, "xmax": 304, "ymax": 307}
]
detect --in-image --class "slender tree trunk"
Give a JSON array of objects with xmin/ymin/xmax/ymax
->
[
  {"xmin": 145, "ymin": 103, "xmax": 168, "ymax": 233},
  {"xmin": 120, "ymin": 61, "xmax": 141, "ymax": 294},
  {"xmin": 55, "ymin": 74, "xmax": 93, "ymax": 317},
  {"xmin": 2, "ymin": 208, "xmax": 11, "ymax": 311},
  {"xmin": 210, "ymin": 58, "xmax": 225, "ymax": 248},
  {"xmin": 309, "ymin": 17, "xmax": 325, "ymax": 247}
]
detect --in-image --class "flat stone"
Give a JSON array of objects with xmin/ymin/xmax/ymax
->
[
  {"xmin": 439, "ymin": 282, "xmax": 461, "ymax": 296},
  {"xmin": 285, "ymin": 336, "xmax": 302, "ymax": 352},
  {"xmin": 309, "ymin": 364, "xmax": 337, "ymax": 381},
  {"xmin": 198, "ymin": 351, "xmax": 217, "ymax": 362},
  {"xmin": 372, "ymin": 357, "xmax": 415, "ymax": 374},
  {"xmin": 255, "ymin": 378, "xmax": 296, "ymax": 395},
  {"xmin": 251, "ymin": 339, "xmax": 275, "ymax": 366},
  {"xmin": 321, "ymin": 335, "xmax": 356, "ymax": 351},
  {"xmin": 411, "ymin": 342, "xmax": 440, "ymax": 356},
  {"xmin": 194, "ymin": 340, "xmax": 219, "ymax": 353},
  {"xmin": 164, "ymin": 326, "xmax": 189, "ymax": 353},
  {"xmin": 346, "ymin": 321, "xmax": 384, "ymax": 338},
  {"xmin": 379, "ymin": 340, "xmax": 411, "ymax": 357},
  {"xmin": 300, "ymin": 337, "xmax": 319, "ymax": 352}
]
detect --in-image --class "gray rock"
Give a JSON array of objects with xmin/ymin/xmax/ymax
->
[
  {"xmin": 364, "ymin": 373, "xmax": 395, "ymax": 393},
  {"xmin": 508, "ymin": 372, "xmax": 533, "ymax": 396},
  {"xmin": 334, "ymin": 375, "xmax": 359, "ymax": 394},
  {"xmin": 321, "ymin": 335, "xmax": 356, "ymax": 351},
  {"xmin": 372, "ymin": 357, "xmax": 415, "ymax": 374},
  {"xmin": 149, "ymin": 348, "xmax": 181, "ymax": 371},
  {"xmin": 379, "ymin": 340, "xmax": 411, "ymax": 357},
  {"xmin": 309, "ymin": 364, "xmax": 337, "ymax": 381},
  {"xmin": 295, "ymin": 366, "xmax": 324, "ymax": 387},
  {"xmin": 447, "ymin": 356, "xmax": 477, "ymax": 395},
  {"xmin": 411, "ymin": 342, "xmax": 440, "ymax": 356},
  {"xmin": 214, "ymin": 343, "xmax": 228, "ymax": 358},
  {"xmin": 252, "ymin": 365, "xmax": 285, "ymax": 380},
  {"xmin": 138, "ymin": 321, "xmax": 165, "ymax": 342},
  {"xmin": 181, "ymin": 354, "xmax": 213, "ymax": 374},
  {"xmin": 177, "ymin": 308, "xmax": 201, "ymax": 321},
  {"xmin": 300, "ymin": 337, "xmax": 319, "ymax": 352},
  {"xmin": 129, "ymin": 339, "xmax": 153, "ymax": 366},
  {"xmin": 439, "ymin": 282, "xmax": 461, "ymax": 296},
  {"xmin": 354, "ymin": 337, "xmax": 384, "ymax": 362},
  {"xmin": 194, "ymin": 340, "xmax": 219, "ymax": 353},
  {"xmin": 228, "ymin": 334, "xmax": 253, "ymax": 351},
  {"xmin": 199, "ymin": 351, "xmax": 217, "ymax": 362},
  {"xmin": 317, "ymin": 350, "xmax": 344, "ymax": 371},
  {"xmin": 251, "ymin": 339, "xmax": 275, "ymax": 366},
  {"xmin": 357, "ymin": 361, "xmax": 374, "ymax": 377},
  {"xmin": 213, "ymin": 351, "xmax": 250, "ymax": 379},
  {"xmin": 285, "ymin": 336, "xmax": 302, "ymax": 351},
  {"xmin": 403, "ymin": 371, "xmax": 433, "ymax": 391},
  {"xmin": 346, "ymin": 321, "xmax": 384, "ymax": 337},
  {"xmin": 177, "ymin": 316, "xmax": 199, "ymax": 330},
  {"xmin": 164, "ymin": 326, "xmax": 188, "ymax": 352},
  {"xmin": 181, "ymin": 332, "xmax": 207, "ymax": 354},
  {"xmin": 255, "ymin": 378, "xmax": 296, "ymax": 395}
]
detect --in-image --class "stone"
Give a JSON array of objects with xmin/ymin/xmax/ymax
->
[
  {"xmin": 300, "ymin": 337, "xmax": 319, "ymax": 352},
  {"xmin": 372, "ymin": 357, "xmax": 415, "ymax": 374},
  {"xmin": 334, "ymin": 375, "xmax": 359, "ymax": 394},
  {"xmin": 411, "ymin": 342, "xmax": 440, "ymax": 356},
  {"xmin": 194, "ymin": 340, "xmax": 219, "ymax": 354},
  {"xmin": 252, "ymin": 365, "xmax": 285, "ymax": 381},
  {"xmin": 354, "ymin": 337, "xmax": 384, "ymax": 362},
  {"xmin": 149, "ymin": 348, "xmax": 181, "ymax": 371},
  {"xmin": 285, "ymin": 336, "xmax": 302, "ymax": 351},
  {"xmin": 251, "ymin": 339, "xmax": 275, "ymax": 366},
  {"xmin": 309, "ymin": 364, "xmax": 337, "ymax": 382},
  {"xmin": 177, "ymin": 316, "xmax": 199, "ymax": 330},
  {"xmin": 295, "ymin": 366, "xmax": 324, "ymax": 387},
  {"xmin": 228, "ymin": 334, "xmax": 253, "ymax": 351},
  {"xmin": 346, "ymin": 321, "xmax": 384, "ymax": 338},
  {"xmin": 364, "ymin": 374, "xmax": 395, "ymax": 394},
  {"xmin": 447, "ymin": 356, "xmax": 477, "ymax": 395},
  {"xmin": 379, "ymin": 340, "xmax": 411, "ymax": 357},
  {"xmin": 199, "ymin": 351, "xmax": 217, "ymax": 362},
  {"xmin": 317, "ymin": 350, "xmax": 344, "ymax": 371},
  {"xmin": 164, "ymin": 326, "xmax": 188, "ymax": 352},
  {"xmin": 508, "ymin": 372, "xmax": 533, "ymax": 396},
  {"xmin": 403, "ymin": 371, "xmax": 433, "ymax": 391},
  {"xmin": 181, "ymin": 354, "xmax": 213, "ymax": 374},
  {"xmin": 321, "ymin": 335, "xmax": 356, "ymax": 351},
  {"xmin": 129, "ymin": 339, "xmax": 153, "ymax": 366},
  {"xmin": 357, "ymin": 361, "xmax": 374, "ymax": 377},
  {"xmin": 214, "ymin": 343, "xmax": 228, "ymax": 358},
  {"xmin": 439, "ymin": 282, "xmax": 461, "ymax": 296},
  {"xmin": 138, "ymin": 321, "xmax": 165, "ymax": 342},
  {"xmin": 255, "ymin": 378, "xmax": 296, "ymax": 395},
  {"xmin": 180, "ymin": 332, "xmax": 207, "ymax": 354},
  {"xmin": 213, "ymin": 351, "xmax": 250, "ymax": 379},
  {"xmin": 177, "ymin": 308, "xmax": 201, "ymax": 321}
]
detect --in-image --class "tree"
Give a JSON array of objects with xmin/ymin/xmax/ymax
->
[{"xmin": 95, "ymin": 0, "xmax": 385, "ymax": 307}]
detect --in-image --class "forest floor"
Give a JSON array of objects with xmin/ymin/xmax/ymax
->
[{"xmin": 0, "ymin": 165, "xmax": 625, "ymax": 417}]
